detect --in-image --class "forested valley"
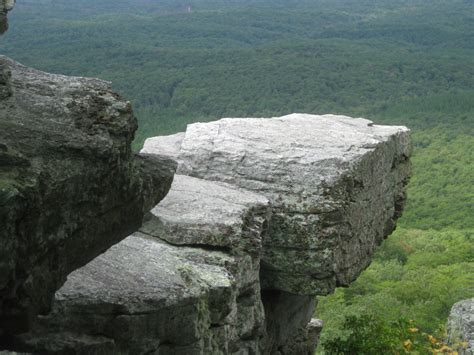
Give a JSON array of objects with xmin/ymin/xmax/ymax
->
[{"xmin": 1, "ymin": 0, "xmax": 472, "ymax": 353}]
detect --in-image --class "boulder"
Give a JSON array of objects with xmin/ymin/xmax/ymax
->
[
  {"xmin": 142, "ymin": 114, "xmax": 411, "ymax": 295},
  {"xmin": 447, "ymin": 298, "xmax": 474, "ymax": 354},
  {"xmin": 15, "ymin": 175, "xmax": 271, "ymax": 354},
  {"xmin": 0, "ymin": 56, "xmax": 176, "ymax": 341}
]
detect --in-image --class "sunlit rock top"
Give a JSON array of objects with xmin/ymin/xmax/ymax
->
[{"xmin": 143, "ymin": 114, "xmax": 412, "ymax": 295}]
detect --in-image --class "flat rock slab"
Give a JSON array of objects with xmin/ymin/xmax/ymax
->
[
  {"xmin": 143, "ymin": 114, "xmax": 411, "ymax": 295},
  {"xmin": 19, "ymin": 176, "xmax": 271, "ymax": 354},
  {"xmin": 0, "ymin": 56, "xmax": 176, "ymax": 338},
  {"xmin": 142, "ymin": 174, "xmax": 270, "ymax": 255}
]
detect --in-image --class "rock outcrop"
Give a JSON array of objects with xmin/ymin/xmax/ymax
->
[
  {"xmin": 142, "ymin": 114, "xmax": 411, "ymax": 296},
  {"xmin": 0, "ymin": 0, "xmax": 14, "ymax": 35},
  {"xmin": 15, "ymin": 175, "xmax": 271, "ymax": 354},
  {"xmin": 0, "ymin": 2, "xmax": 413, "ymax": 351},
  {"xmin": 11, "ymin": 114, "xmax": 411, "ymax": 354},
  {"xmin": 0, "ymin": 56, "xmax": 176, "ymax": 343},
  {"xmin": 447, "ymin": 298, "xmax": 474, "ymax": 354}
]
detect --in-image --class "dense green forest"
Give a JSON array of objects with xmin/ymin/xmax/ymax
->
[{"xmin": 1, "ymin": 0, "xmax": 472, "ymax": 353}]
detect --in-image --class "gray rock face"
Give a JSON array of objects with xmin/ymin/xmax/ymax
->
[
  {"xmin": 143, "ymin": 114, "xmax": 411, "ymax": 295},
  {"xmin": 0, "ymin": 56, "xmax": 176, "ymax": 340},
  {"xmin": 261, "ymin": 290, "xmax": 319, "ymax": 354},
  {"xmin": 447, "ymin": 298, "xmax": 474, "ymax": 354},
  {"xmin": 16, "ymin": 175, "xmax": 271, "ymax": 354},
  {"xmin": 142, "ymin": 174, "xmax": 270, "ymax": 256},
  {"xmin": 7, "ymin": 114, "xmax": 410, "ymax": 354},
  {"xmin": 0, "ymin": 0, "xmax": 14, "ymax": 35}
]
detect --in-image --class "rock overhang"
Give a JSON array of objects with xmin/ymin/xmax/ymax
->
[
  {"xmin": 0, "ymin": 3, "xmax": 413, "ymax": 350},
  {"xmin": 10, "ymin": 113, "xmax": 412, "ymax": 354},
  {"xmin": 143, "ymin": 113, "xmax": 412, "ymax": 295}
]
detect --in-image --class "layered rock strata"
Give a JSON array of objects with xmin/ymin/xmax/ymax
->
[
  {"xmin": 16, "ymin": 175, "xmax": 271, "ymax": 354},
  {"xmin": 138, "ymin": 114, "xmax": 411, "ymax": 353},
  {"xmin": 0, "ymin": 56, "xmax": 176, "ymax": 342},
  {"xmin": 447, "ymin": 298, "xmax": 474, "ymax": 354},
  {"xmin": 142, "ymin": 114, "xmax": 412, "ymax": 295},
  {"xmin": 0, "ymin": 1, "xmax": 413, "ymax": 351},
  {"xmin": 14, "ymin": 114, "xmax": 411, "ymax": 354}
]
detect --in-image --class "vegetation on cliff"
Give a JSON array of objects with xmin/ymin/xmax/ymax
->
[{"xmin": 0, "ymin": 0, "xmax": 472, "ymax": 353}]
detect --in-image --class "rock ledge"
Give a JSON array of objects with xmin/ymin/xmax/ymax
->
[{"xmin": 11, "ymin": 114, "xmax": 411, "ymax": 354}]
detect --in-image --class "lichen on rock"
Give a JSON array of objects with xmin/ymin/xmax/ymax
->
[
  {"xmin": 0, "ymin": 56, "xmax": 176, "ymax": 341},
  {"xmin": 447, "ymin": 298, "xmax": 474, "ymax": 354},
  {"xmin": 13, "ymin": 113, "xmax": 412, "ymax": 354},
  {"xmin": 17, "ymin": 175, "xmax": 271, "ymax": 354},
  {"xmin": 143, "ymin": 114, "xmax": 412, "ymax": 296}
]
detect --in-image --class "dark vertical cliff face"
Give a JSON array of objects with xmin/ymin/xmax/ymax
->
[{"xmin": 0, "ymin": 56, "xmax": 176, "ymax": 343}]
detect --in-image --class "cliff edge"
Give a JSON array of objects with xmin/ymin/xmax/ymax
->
[
  {"xmin": 11, "ymin": 114, "xmax": 411, "ymax": 354},
  {"xmin": 1, "ymin": 7, "xmax": 412, "ymax": 352}
]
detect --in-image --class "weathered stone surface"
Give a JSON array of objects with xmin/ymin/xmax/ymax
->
[
  {"xmin": 142, "ymin": 174, "xmax": 270, "ymax": 256},
  {"xmin": 447, "ymin": 298, "xmax": 474, "ymax": 354},
  {"xmin": 261, "ymin": 290, "xmax": 318, "ymax": 354},
  {"xmin": 7, "ymin": 114, "xmax": 410, "ymax": 354},
  {"xmin": 143, "ymin": 113, "xmax": 411, "ymax": 295},
  {"xmin": 15, "ymin": 332, "xmax": 114, "ymax": 355},
  {"xmin": 276, "ymin": 318, "xmax": 323, "ymax": 355},
  {"xmin": 0, "ymin": 61, "xmax": 11, "ymax": 100},
  {"xmin": 0, "ymin": 0, "xmax": 14, "ymax": 35},
  {"xmin": 0, "ymin": 56, "xmax": 176, "ymax": 340},
  {"xmin": 15, "ymin": 175, "xmax": 271, "ymax": 354},
  {"xmin": 142, "ymin": 132, "xmax": 184, "ymax": 165}
]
